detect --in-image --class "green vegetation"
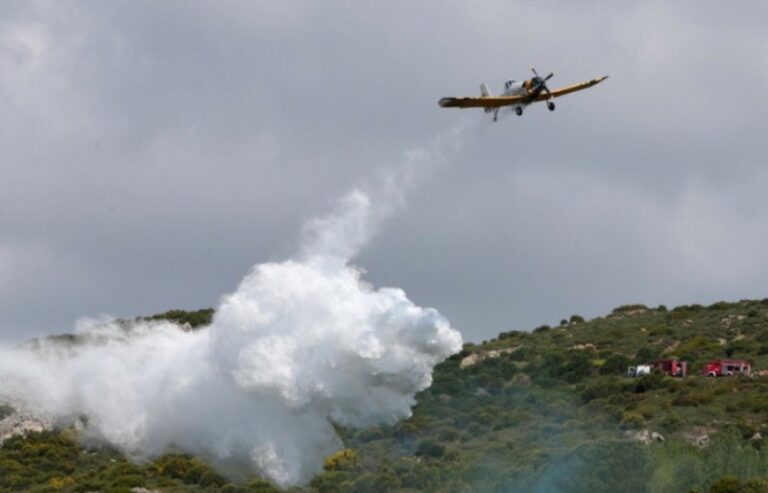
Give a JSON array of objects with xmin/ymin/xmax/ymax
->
[
  {"xmin": 0, "ymin": 431, "xmax": 282, "ymax": 492},
  {"xmin": 0, "ymin": 404, "xmax": 14, "ymax": 420},
  {"xmin": 140, "ymin": 308, "xmax": 215, "ymax": 328},
  {"xmin": 7, "ymin": 299, "xmax": 768, "ymax": 491}
]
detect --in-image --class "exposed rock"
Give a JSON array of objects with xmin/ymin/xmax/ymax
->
[
  {"xmin": 625, "ymin": 309, "xmax": 648, "ymax": 316},
  {"xmin": 571, "ymin": 343, "xmax": 596, "ymax": 351},
  {"xmin": 0, "ymin": 403, "xmax": 53, "ymax": 444},
  {"xmin": 459, "ymin": 353, "xmax": 479, "ymax": 369},
  {"xmin": 460, "ymin": 346, "xmax": 521, "ymax": 368},
  {"xmin": 720, "ymin": 314, "xmax": 747, "ymax": 329},
  {"xmin": 626, "ymin": 429, "xmax": 665, "ymax": 444},
  {"xmin": 681, "ymin": 427, "xmax": 715, "ymax": 448}
]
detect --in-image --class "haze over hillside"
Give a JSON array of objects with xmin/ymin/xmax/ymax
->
[{"xmin": 4, "ymin": 298, "xmax": 768, "ymax": 492}]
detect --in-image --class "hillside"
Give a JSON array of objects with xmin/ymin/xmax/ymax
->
[{"xmin": 4, "ymin": 300, "xmax": 768, "ymax": 492}]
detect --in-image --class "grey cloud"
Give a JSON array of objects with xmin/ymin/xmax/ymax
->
[{"xmin": 1, "ymin": 1, "xmax": 767, "ymax": 341}]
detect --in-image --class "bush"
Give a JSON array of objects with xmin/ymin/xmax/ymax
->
[
  {"xmin": 632, "ymin": 373, "xmax": 666, "ymax": 394},
  {"xmin": 438, "ymin": 427, "xmax": 461, "ymax": 442},
  {"xmin": 246, "ymin": 477, "xmax": 283, "ymax": 492},
  {"xmin": 415, "ymin": 439, "xmax": 445, "ymax": 458},
  {"xmin": 600, "ymin": 354, "xmax": 631, "ymax": 375},
  {"xmin": 620, "ymin": 411, "xmax": 645, "ymax": 428},
  {"xmin": 154, "ymin": 454, "xmax": 224, "ymax": 486},
  {"xmin": 634, "ymin": 347, "xmax": 658, "ymax": 363},
  {"xmin": 582, "ymin": 379, "xmax": 624, "ymax": 403},
  {"xmin": 349, "ymin": 472, "xmax": 400, "ymax": 493},
  {"xmin": 323, "ymin": 448, "xmax": 358, "ymax": 471},
  {"xmin": 708, "ymin": 475, "xmax": 741, "ymax": 493},
  {"xmin": 708, "ymin": 301, "xmax": 736, "ymax": 311},
  {"xmin": 724, "ymin": 340, "xmax": 758, "ymax": 357},
  {"xmin": 142, "ymin": 308, "xmax": 215, "ymax": 328},
  {"xmin": 612, "ymin": 304, "xmax": 648, "ymax": 315},
  {"xmin": 672, "ymin": 392, "xmax": 713, "ymax": 407}
]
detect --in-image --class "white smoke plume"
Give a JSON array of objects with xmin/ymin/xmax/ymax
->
[{"xmin": 0, "ymin": 125, "xmax": 471, "ymax": 486}]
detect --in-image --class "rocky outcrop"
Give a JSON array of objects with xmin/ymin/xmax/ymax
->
[
  {"xmin": 681, "ymin": 427, "xmax": 715, "ymax": 448},
  {"xmin": 626, "ymin": 429, "xmax": 665, "ymax": 444},
  {"xmin": 0, "ymin": 400, "xmax": 53, "ymax": 444},
  {"xmin": 460, "ymin": 346, "xmax": 521, "ymax": 368}
]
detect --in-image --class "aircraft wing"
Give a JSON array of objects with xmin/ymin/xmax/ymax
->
[
  {"xmin": 438, "ymin": 75, "xmax": 608, "ymax": 108},
  {"xmin": 438, "ymin": 95, "xmax": 527, "ymax": 108},
  {"xmin": 532, "ymin": 75, "xmax": 609, "ymax": 101}
]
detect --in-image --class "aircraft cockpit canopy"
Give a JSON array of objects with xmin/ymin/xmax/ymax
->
[{"xmin": 504, "ymin": 80, "xmax": 516, "ymax": 89}]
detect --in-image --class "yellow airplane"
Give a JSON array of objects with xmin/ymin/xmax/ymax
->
[{"xmin": 438, "ymin": 68, "xmax": 608, "ymax": 121}]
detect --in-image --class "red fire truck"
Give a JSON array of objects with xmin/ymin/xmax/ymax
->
[
  {"xmin": 653, "ymin": 359, "xmax": 687, "ymax": 377},
  {"xmin": 702, "ymin": 359, "xmax": 751, "ymax": 377}
]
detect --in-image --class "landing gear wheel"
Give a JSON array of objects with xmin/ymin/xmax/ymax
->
[
  {"xmin": 547, "ymin": 101, "xmax": 556, "ymax": 111},
  {"xmin": 515, "ymin": 107, "xmax": 523, "ymax": 116}
]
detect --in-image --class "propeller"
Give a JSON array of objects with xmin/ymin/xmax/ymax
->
[{"xmin": 530, "ymin": 67, "xmax": 554, "ymax": 98}]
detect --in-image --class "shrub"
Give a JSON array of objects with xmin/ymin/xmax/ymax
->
[
  {"xmin": 612, "ymin": 304, "xmax": 648, "ymax": 315},
  {"xmin": 708, "ymin": 475, "xmax": 741, "ymax": 493},
  {"xmin": 154, "ymin": 454, "xmax": 224, "ymax": 485},
  {"xmin": 349, "ymin": 472, "xmax": 400, "ymax": 493},
  {"xmin": 632, "ymin": 373, "xmax": 666, "ymax": 394},
  {"xmin": 142, "ymin": 308, "xmax": 215, "ymax": 328},
  {"xmin": 0, "ymin": 404, "xmax": 14, "ymax": 420},
  {"xmin": 660, "ymin": 413, "xmax": 681, "ymax": 432},
  {"xmin": 634, "ymin": 347, "xmax": 658, "ymax": 363},
  {"xmin": 569, "ymin": 314, "xmax": 585, "ymax": 324},
  {"xmin": 357, "ymin": 427, "xmax": 385, "ymax": 442},
  {"xmin": 246, "ymin": 477, "xmax": 283, "ymax": 492},
  {"xmin": 709, "ymin": 301, "xmax": 736, "ymax": 311},
  {"xmin": 323, "ymin": 448, "xmax": 358, "ymax": 471},
  {"xmin": 620, "ymin": 411, "xmax": 644, "ymax": 429},
  {"xmin": 672, "ymin": 392, "xmax": 712, "ymax": 407},
  {"xmin": 438, "ymin": 427, "xmax": 461, "ymax": 442},
  {"xmin": 677, "ymin": 336, "xmax": 721, "ymax": 355},
  {"xmin": 724, "ymin": 339, "xmax": 758, "ymax": 357},
  {"xmin": 600, "ymin": 354, "xmax": 631, "ymax": 375},
  {"xmin": 415, "ymin": 439, "xmax": 445, "ymax": 458}
]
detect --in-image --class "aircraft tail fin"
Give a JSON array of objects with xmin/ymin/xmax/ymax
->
[{"xmin": 480, "ymin": 83, "xmax": 495, "ymax": 114}]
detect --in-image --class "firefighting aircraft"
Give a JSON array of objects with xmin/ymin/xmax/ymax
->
[{"xmin": 438, "ymin": 68, "xmax": 608, "ymax": 121}]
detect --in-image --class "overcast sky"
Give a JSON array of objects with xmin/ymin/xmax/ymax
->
[{"xmin": 1, "ymin": 1, "xmax": 768, "ymax": 343}]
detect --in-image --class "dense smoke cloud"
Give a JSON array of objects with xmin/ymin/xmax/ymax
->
[{"xmin": 0, "ymin": 128, "xmax": 468, "ymax": 486}]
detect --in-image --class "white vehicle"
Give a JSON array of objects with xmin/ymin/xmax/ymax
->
[
  {"xmin": 626, "ymin": 365, "xmax": 651, "ymax": 378},
  {"xmin": 439, "ymin": 67, "xmax": 608, "ymax": 121}
]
